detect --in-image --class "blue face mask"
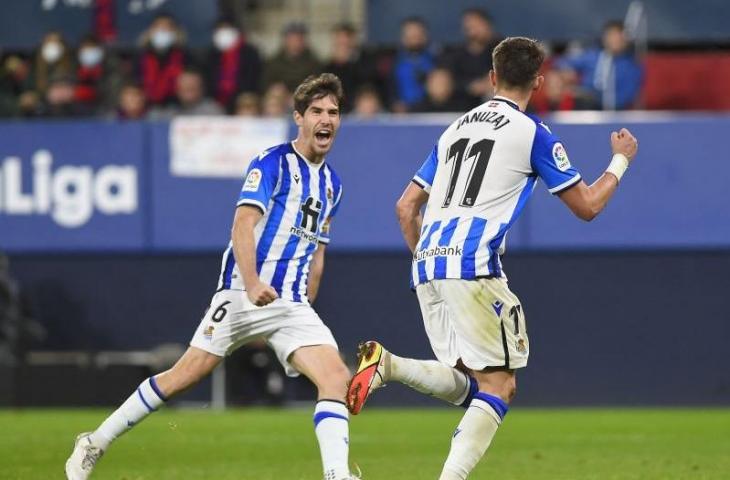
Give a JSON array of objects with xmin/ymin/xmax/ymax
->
[
  {"xmin": 78, "ymin": 47, "xmax": 104, "ymax": 67},
  {"xmin": 151, "ymin": 29, "xmax": 175, "ymax": 51}
]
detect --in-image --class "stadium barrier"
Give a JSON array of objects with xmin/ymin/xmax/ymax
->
[{"xmin": 1, "ymin": 113, "xmax": 727, "ymax": 252}]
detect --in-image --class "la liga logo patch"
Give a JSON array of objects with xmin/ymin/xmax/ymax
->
[
  {"xmin": 552, "ymin": 143, "xmax": 571, "ymax": 171},
  {"xmin": 243, "ymin": 168, "xmax": 262, "ymax": 192}
]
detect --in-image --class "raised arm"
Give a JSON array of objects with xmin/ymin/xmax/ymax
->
[
  {"xmin": 396, "ymin": 182, "xmax": 430, "ymax": 253},
  {"xmin": 231, "ymin": 206, "xmax": 278, "ymax": 306},
  {"xmin": 558, "ymin": 128, "xmax": 638, "ymax": 221}
]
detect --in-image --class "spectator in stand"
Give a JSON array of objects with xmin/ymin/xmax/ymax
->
[
  {"xmin": 351, "ymin": 84, "xmax": 385, "ymax": 118},
  {"xmin": 557, "ymin": 20, "xmax": 643, "ymax": 110},
  {"xmin": 205, "ymin": 18, "xmax": 262, "ymax": 113},
  {"xmin": 114, "ymin": 83, "xmax": 147, "ymax": 120},
  {"xmin": 20, "ymin": 31, "xmax": 76, "ymax": 115},
  {"xmin": 529, "ymin": 68, "xmax": 577, "ymax": 114},
  {"xmin": 262, "ymin": 22, "xmax": 321, "ymax": 93},
  {"xmin": 410, "ymin": 67, "xmax": 470, "ymax": 113},
  {"xmin": 137, "ymin": 13, "xmax": 190, "ymax": 106},
  {"xmin": 149, "ymin": 69, "xmax": 223, "ymax": 119},
  {"xmin": 392, "ymin": 17, "xmax": 435, "ymax": 112},
  {"xmin": 261, "ymin": 82, "xmax": 291, "ymax": 117},
  {"xmin": 322, "ymin": 22, "xmax": 378, "ymax": 112},
  {"xmin": 441, "ymin": 8, "xmax": 501, "ymax": 109},
  {"xmin": 35, "ymin": 74, "xmax": 93, "ymax": 118},
  {"xmin": 0, "ymin": 54, "xmax": 31, "ymax": 117},
  {"xmin": 234, "ymin": 92, "xmax": 260, "ymax": 117},
  {"xmin": 74, "ymin": 35, "xmax": 125, "ymax": 114}
]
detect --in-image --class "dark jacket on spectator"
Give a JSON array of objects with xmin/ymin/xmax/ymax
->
[
  {"xmin": 323, "ymin": 49, "xmax": 379, "ymax": 112},
  {"xmin": 75, "ymin": 53, "xmax": 127, "ymax": 114},
  {"xmin": 262, "ymin": 49, "xmax": 321, "ymax": 93},
  {"xmin": 409, "ymin": 95, "xmax": 471, "ymax": 113},
  {"xmin": 205, "ymin": 38, "xmax": 262, "ymax": 113},
  {"xmin": 137, "ymin": 47, "xmax": 189, "ymax": 105},
  {"xmin": 440, "ymin": 40, "xmax": 500, "ymax": 109}
]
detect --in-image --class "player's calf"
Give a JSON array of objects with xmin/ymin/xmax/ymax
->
[
  {"xmin": 347, "ymin": 341, "xmax": 477, "ymax": 414},
  {"xmin": 154, "ymin": 346, "xmax": 223, "ymax": 397},
  {"xmin": 65, "ymin": 347, "xmax": 221, "ymax": 479}
]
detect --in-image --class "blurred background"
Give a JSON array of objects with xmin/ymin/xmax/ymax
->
[{"xmin": 0, "ymin": 0, "xmax": 728, "ymax": 410}]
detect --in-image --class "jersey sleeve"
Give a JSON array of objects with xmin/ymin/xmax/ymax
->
[
  {"xmin": 318, "ymin": 184, "xmax": 343, "ymax": 245},
  {"xmin": 236, "ymin": 152, "xmax": 280, "ymax": 214},
  {"xmin": 530, "ymin": 122, "xmax": 582, "ymax": 194},
  {"xmin": 412, "ymin": 144, "xmax": 438, "ymax": 193}
]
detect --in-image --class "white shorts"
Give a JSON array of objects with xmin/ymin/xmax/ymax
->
[
  {"xmin": 416, "ymin": 277, "xmax": 529, "ymax": 371},
  {"xmin": 190, "ymin": 289, "xmax": 338, "ymax": 377}
]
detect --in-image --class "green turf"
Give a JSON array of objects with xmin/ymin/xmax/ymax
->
[{"xmin": 1, "ymin": 407, "xmax": 728, "ymax": 479}]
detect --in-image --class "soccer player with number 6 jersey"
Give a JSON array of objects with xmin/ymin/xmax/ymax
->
[
  {"xmin": 347, "ymin": 37, "xmax": 639, "ymax": 479},
  {"xmin": 66, "ymin": 74, "xmax": 360, "ymax": 480}
]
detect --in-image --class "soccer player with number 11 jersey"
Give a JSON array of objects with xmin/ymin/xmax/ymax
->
[{"xmin": 348, "ymin": 37, "xmax": 639, "ymax": 479}]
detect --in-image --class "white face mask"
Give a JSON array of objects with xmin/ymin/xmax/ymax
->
[
  {"xmin": 151, "ymin": 29, "xmax": 175, "ymax": 51},
  {"xmin": 78, "ymin": 46, "xmax": 104, "ymax": 67},
  {"xmin": 41, "ymin": 41, "xmax": 64, "ymax": 63},
  {"xmin": 213, "ymin": 27, "xmax": 239, "ymax": 51}
]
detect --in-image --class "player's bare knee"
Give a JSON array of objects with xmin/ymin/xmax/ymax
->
[
  {"xmin": 164, "ymin": 353, "xmax": 218, "ymax": 394},
  {"xmin": 317, "ymin": 363, "xmax": 350, "ymax": 398},
  {"xmin": 506, "ymin": 380, "xmax": 517, "ymax": 403}
]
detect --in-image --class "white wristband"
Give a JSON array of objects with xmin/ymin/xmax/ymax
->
[{"xmin": 606, "ymin": 153, "xmax": 629, "ymax": 182}]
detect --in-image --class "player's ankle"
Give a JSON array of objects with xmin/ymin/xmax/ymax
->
[{"xmin": 89, "ymin": 431, "xmax": 111, "ymax": 450}]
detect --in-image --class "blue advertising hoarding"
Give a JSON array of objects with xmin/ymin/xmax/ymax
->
[
  {"xmin": 0, "ymin": 121, "xmax": 147, "ymax": 251},
  {"xmin": 0, "ymin": 114, "xmax": 726, "ymax": 252}
]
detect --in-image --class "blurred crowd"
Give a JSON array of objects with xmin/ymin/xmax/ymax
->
[{"xmin": 0, "ymin": 9, "xmax": 644, "ymax": 120}]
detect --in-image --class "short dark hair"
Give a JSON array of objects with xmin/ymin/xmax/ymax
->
[
  {"xmin": 293, "ymin": 73, "xmax": 344, "ymax": 115},
  {"xmin": 603, "ymin": 20, "xmax": 624, "ymax": 33},
  {"xmin": 492, "ymin": 37, "xmax": 545, "ymax": 90},
  {"xmin": 332, "ymin": 22, "xmax": 356, "ymax": 36},
  {"xmin": 462, "ymin": 7, "xmax": 492, "ymax": 24},
  {"xmin": 401, "ymin": 16, "xmax": 427, "ymax": 30}
]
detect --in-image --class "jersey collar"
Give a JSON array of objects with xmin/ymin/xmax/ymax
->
[
  {"xmin": 491, "ymin": 95, "xmax": 520, "ymax": 111},
  {"xmin": 291, "ymin": 141, "xmax": 325, "ymax": 170}
]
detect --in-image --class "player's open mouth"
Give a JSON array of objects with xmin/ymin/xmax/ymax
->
[{"xmin": 315, "ymin": 129, "xmax": 332, "ymax": 143}]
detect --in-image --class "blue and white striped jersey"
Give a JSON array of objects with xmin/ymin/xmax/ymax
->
[
  {"xmin": 411, "ymin": 96, "xmax": 581, "ymax": 287},
  {"xmin": 217, "ymin": 142, "xmax": 343, "ymax": 303}
]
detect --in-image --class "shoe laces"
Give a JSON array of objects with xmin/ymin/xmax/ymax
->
[{"xmin": 81, "ymin": 443, "xmax": 104, "ymax": 470}]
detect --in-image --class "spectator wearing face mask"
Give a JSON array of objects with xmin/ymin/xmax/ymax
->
[
  {"xmin": 137, "ymin": 13, "xmax": 190, "ymax": 106},
  {"xmin": 74, "ymin": 34, "xmax": 125, "ymax": 114},
  {"xmin": 205, "ymin": 19, "xmax": 262, "ymax": 113},
  {"xmin": 19, "ymin": 31, "xmax": 76, "ymax": 115}
]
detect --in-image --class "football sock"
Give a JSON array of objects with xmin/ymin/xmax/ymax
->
[
  {"xmin": 90, "ymin": 376, "xmax": 167, "ymax": 450},
  {"xmin": 388, "ymin": 353, "xmax": 477, "ymax": 406},
  {"xmin": 313, "ymin": 400, "xmax": 351, "ymax": 480},
  {"xmin": 439, "ymin": 392, "xmax": 508, "ymax": 480}
]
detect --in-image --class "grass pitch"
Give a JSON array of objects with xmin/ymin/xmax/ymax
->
[{"xmin": 1, "ymin": 407, "xmax": 728, "ymax": 479}]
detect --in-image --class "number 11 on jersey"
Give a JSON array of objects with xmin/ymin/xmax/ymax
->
[{"xmin": 442, "ymin": 138, "xmax": 496, "ymax": 208}]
